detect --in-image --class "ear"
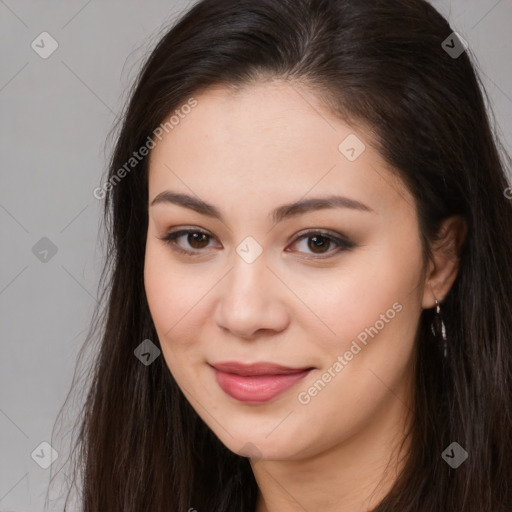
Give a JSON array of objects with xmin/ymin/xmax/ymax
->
[{"xmin": 422, "ymin": 215, "xmax": 467, "ymax": 309}]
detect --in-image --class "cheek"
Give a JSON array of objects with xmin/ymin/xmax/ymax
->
[
  {"xmin": 144, "ymin": 258, "xmax": 196, "ymax": 385},
  {"xmin": 286, "ymin": 245, "xmax": 423, "ymax": 354},
  {"xmin": 144, "ymin": 242, "xmax": 197, "ymax": 345},
  {"xmin": 290, "ymin": 252, "xmax": 422, "ymax": 450},
  {"xmin": 143, "ymin": 239, "xmax": 220, "ymax": 377}
]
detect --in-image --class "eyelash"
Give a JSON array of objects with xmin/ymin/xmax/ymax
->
[{"xmin": 158, "ymin": 228, "xmax": 355, "ymax": 259}]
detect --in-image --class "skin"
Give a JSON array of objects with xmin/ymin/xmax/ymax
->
[{"xmin": 144, "ymin": 80, "xmax": 466, "ymax": 512}]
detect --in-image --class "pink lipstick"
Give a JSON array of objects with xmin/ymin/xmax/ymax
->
[{"xmin": 210, "ymin": 361, "xmax": 313, "ymax": 404}]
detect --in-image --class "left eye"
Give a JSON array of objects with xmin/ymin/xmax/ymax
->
[
  {"xmin": 289, "ymin": 231, "xmax": 353, "ymax": 257},
  {"xmin": 159, "ymin": 229, "xmax": 354, "ymax": 258}
]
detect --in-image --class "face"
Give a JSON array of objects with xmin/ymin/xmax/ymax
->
[{"xmin": 144, "ymin": 80, "xmax": 426, "ymax": 461}]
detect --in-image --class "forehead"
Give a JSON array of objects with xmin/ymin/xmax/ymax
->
[{"xmin": 147, "ymin": 81, "xmax": 413, "ymax": 218}]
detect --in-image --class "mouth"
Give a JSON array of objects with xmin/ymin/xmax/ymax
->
[{"xmin": 209, "ymin": 361, "xmax": 314, "ymax": 404}]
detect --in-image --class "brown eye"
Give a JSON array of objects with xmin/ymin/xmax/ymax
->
[
  {"xmin": 159, "ymin": 228, "xmax": 354, "ymax": 259},
  {"xmin": 307, "ymin": 235, "xmax": 332, "ymax": 253},
  {"xmin": 287, "ymin": 230, "xmax": 355, "ymax": 258},
  {"xmin": 159, "ymin": 229, "xmax": 216, "ymax": 255},
  {"xmin": 187, "ymin": 232, "xmax": 210, "ymax": 249}
]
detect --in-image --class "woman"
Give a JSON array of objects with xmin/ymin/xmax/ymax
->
[{"xmin": 53, "ymin": 0, "xmax": 512, "ymax": 510}]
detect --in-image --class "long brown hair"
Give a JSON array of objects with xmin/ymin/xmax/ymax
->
[{"xmin": 50, "ymin": 0, "xmax": 512, "ymax": 510}]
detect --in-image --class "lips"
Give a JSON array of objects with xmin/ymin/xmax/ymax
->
[
  {"xmin": 211, "ymin": 361, "xmax": 312, "ymax": 376},
  {"xmin": 209, "ymin": 361, "xmax": 314, "ymax": 403}
]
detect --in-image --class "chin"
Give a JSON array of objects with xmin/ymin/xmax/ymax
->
[{"xmin": 212, "ymin": 427, "xmax": 308, "ymax": 461}]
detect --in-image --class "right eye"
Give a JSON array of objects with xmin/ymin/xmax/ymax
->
[{"xmin": 158, "ymin": 228, "xmax": 219, "ymax": 256}]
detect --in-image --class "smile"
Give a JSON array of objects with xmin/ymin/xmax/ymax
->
[{"xmin": 209, "ymin": 361, "xmax": 313, "ymax": 404}]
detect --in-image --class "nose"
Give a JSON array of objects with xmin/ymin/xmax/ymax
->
[{"xmin": 214, "ymin": 254, "xmax": 290, "ymax": 339}]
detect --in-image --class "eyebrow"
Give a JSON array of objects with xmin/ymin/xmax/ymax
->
[{"xmin": 150, "ymin": 191, "xmax": 375, "ymax": 224}]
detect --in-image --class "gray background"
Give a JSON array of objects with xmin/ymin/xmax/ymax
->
[{"xmin": 1, "ymin": 1, "xmax": 511, "ymax": 511}]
